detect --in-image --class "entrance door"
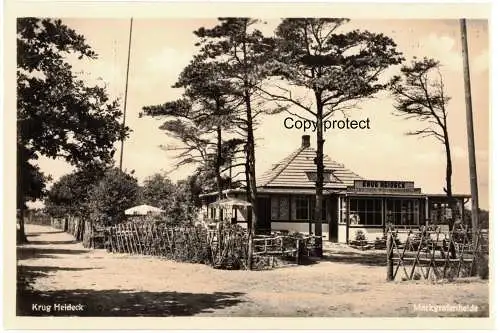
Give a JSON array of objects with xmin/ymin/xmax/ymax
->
[
  {"xmin": 329, "ymin": 196, "xmax": 339, "ymax": 242},
  {"xmin": 256, "ymin": 197, "xmax": 271, "ymax": 234}
]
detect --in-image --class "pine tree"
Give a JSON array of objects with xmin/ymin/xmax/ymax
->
[
  {"xmin": 193, "ymin": 18, "xmax": 279, "ymax": 268},
  {"xmin": 262, "ymin": 19, "xmax": 404, "ymax": 254}
]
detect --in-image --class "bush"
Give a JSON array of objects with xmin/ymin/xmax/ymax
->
[
  {"xmin": 213, "ymin": 255, "xmax": 241, "ymax": 270},
  {"xmin": 374, "ymin": 236, "xmax": 386, "ymax": 250},
  {"xmin": 171, "ymin": 225, "xmax": 211, "ymax": 264},
  {"xmin": 355, "ymin": 230, "xmax": 367, "ymax": 242},
  {"xmin": 283, "ymin": 231, "xmax": 303, "ymax": 248},
  {"xmin": 211, "ymin": 223, "xmax": 249, "ymax": 269},
  {"xmin": 350, "ymin": 230, "xmax": 368, "ymax": 247},
  {"xmin": 87, "ymin": 168, "xmax": 140, "ymax": 225},
  {"xmin": 392, "ymin": 232, "xmax": 401, "ymax": 246}
]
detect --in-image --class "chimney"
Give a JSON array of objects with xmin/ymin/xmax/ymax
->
[{"xmin": 301, "ymin": 135, "xmax": 310, "ymax": 148}]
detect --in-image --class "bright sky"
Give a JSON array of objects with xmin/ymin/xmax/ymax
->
[{"xmin": 35, "ymin": 18, "xmax": 490, "ymax": 209}]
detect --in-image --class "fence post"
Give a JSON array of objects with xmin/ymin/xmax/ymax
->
[
  {"xmin": 470, "ymin": 229, "xmax": 479, "ymax": 276},
  {"xmin": 296, "ymin": 238, "xmax": 301, "ymax": 265},
  {"xmin": 387, "ymin": 231, "xmax": 394, "ymax": 281}
]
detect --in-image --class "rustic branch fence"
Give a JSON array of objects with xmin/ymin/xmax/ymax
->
[
  {"xmin": 386, "ymin": 225, "xmax": 488, "ymax": 281},
  {"xmin": 103, "ymin": 221, "xmax": 320, "ymax": 270},
  {"xmin": 46, "ymin": 214, "xmax": 323, "ymax": 270},
  {"xmin": 105, "ymin": 222, "xmax": 213, "ymax": 263},
  {"xmin": 252, "ymin": 234, "xmax": 322, "ymax": 268},
  {"xmin": 25, "ymin": 214, "xmax": 52, "ymax": 226},
  {"xmin": 50, "ymin": 216, "xmax": 102, "ymax": 248}
]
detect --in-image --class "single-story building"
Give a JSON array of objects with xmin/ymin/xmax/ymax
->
[{"xmin": 200, "ymin": 135, "xmax": 470, "ymax": 243}]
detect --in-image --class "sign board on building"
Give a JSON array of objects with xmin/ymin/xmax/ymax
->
[{"xmin": 351, "ymin": 180, "xmax": 421, "ymax": 193}]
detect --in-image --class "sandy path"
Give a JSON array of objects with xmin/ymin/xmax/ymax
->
[{"xmin": 17, "ymin": 224, "xmax": 489, "ymax": 317}]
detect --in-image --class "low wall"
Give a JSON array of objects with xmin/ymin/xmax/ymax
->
[
  {"xmin": 339, "ymin": 224, "xmax": 451, "ymax": 243},
  {"xmin": 338, "ymin": 225, "xmax": 385, "ymax": 242},
  {"xmin": 348, "ymin": 226, "xmax": 384, "ymax": 242},
  {"xmin": 271, "ymin": 222, "xmax": 329, "ymax": 239}
]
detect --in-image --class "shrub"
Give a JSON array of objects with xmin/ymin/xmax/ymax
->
[
  {"xmin": 284, "ymin": 231, "xmax": 303, "ymax": 248},
  {"xmin": 87, "ymin": 168, "xmax": 140, "ymax": 225},
  {"xmin": 171, "ymin": 225, "xmax": 211, "ymax": 264},
  {"xmin": 392, "ymin": 232, "xmax": 401, "ymax": 246},
  {"xmin": 355, "ymin": 230, "xmax": 367, "ymax": 242},
  {"xmin": 211, "ymin": 223, "xmax": 249, "ymax": 269},
  {"xmin": 214, "ymin": 255, "xmax": 242, "ymax": 270},
  {"xmin": 374, "ymin": 236, "xmax": 386, "ymax": 249}
]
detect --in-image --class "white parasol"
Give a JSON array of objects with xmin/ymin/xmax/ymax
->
[
  {"xmin": 124, "ymin": 204, "xmax": 165, "ymax": 216},
  {"xmin": 208, "ymin": 198, "xmax": 253, "ymax": 208}
]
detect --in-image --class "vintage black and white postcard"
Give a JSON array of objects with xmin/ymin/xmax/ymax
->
[{"xmin": 3, "ymin": 0, "xmax": 494, "ymax": 330}]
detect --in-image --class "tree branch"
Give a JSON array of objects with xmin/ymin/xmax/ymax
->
[{"xmin": 256, "ymin": 85, "xmax": 316, "ymax": 117}]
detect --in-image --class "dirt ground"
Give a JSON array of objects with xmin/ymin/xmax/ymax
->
[{"xmin": 16, "ymin": 224, "xmax": 489, "ymax": 317}]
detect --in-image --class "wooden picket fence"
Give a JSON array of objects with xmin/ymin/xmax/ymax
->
[{"xmin": 387, "ymin": 225, "xmax": 488, "ymax": 281}]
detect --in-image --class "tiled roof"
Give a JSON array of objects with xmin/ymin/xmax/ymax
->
[{"xmin": 257, "ymin": 144, "xmax": 363, "ymax": 189}]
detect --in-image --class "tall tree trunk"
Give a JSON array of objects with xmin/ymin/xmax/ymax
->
[
  {"xmin": 314, "ymin": 92, "xmax": 324, "ymax": 257},
  {"xmin": 444, "ymin": 131, "xmax": 457, "ymax": 229},
  {"xmin": 17, "ymin": 146, "xmax": 28, "ymax": 244},
  {"xmin": 240, "ymin": 21, "xmax": 258, "ymax": 270},
  {"xmin": 216, "ymin": 125, "xmax": 224, "ymax": 221},
  {"xmin": 18, "ymin": 206, "xmax": 28, "ymax": 243},
  {"xmin": 444, "ymin": 132, "xmax": 457, "ymax": 259},
  {"xmin": 244, "ymin": 89, "xmax": 258, "ymax": 270}
]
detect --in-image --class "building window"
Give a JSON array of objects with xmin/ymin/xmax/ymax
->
[
  {"xmin": 232, "ymin": 207, "xmax": 238, "ymax": 223},
  {"xmin": 340, "ymin": 197, "xmax": 384, "ymax": 226},
  {"xmin": 279, "ymin": 196, "xmax": 289, "ymax": 219},
  {"xmin": 347, "ymin": 198, "xmax": 383, "ymax": 226},
  {"xmin": 305, "ymin": 171, "xmax": 340, "ymax": 183},
  {"xmin": 386, "ymin": 199, "xmax": 419, "ymax": 226},
  {"xmin": 289, "ymin": 196, "xmax": 327, "ymax": 221},
  {"xmin": 429, "ymin": 201, "xmax": 454, "ymax": 225},
  {"xmin": 430, "ymin": 203, "xmax": 444, "ymax": 224},
  {"xmin": 271, "ymin": 196, "xmax": 290, "ymax": 220},
  {"xmin": 340, "ymin": 197, "xmax": 347, "ymax": 224},
  {"xmin": 292, "ymin": 196, "xmax": 309, "ymax": 220}
]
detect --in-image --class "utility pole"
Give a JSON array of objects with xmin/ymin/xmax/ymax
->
[
  {"xmin": 119, "ymin": 18, "xmax": 133, "ymax": 171},
  {"xmin": 459, "ymin": 19, "xmax": 479, "ymax": 236}
]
